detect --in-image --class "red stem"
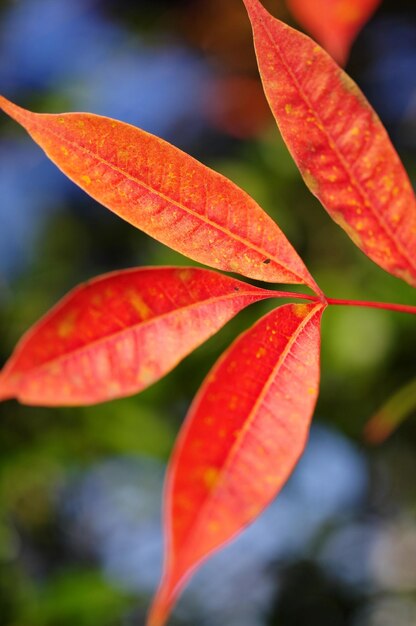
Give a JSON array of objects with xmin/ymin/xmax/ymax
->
[
  {"xmin": 326, "ymin": 297, "xmax": 416, "ymax": 315},
  {"xmin": 269, "ymin": 291, "xmax": 416, "ymax": 315},
  {"xmin": 267, "ymin": 290, "xmax": 319, "ymax": 300},
  {"xmin": 271, "ymin": 291, "xmax": 416, "ymax": 315}
]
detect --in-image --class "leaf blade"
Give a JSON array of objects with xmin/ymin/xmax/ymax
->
[
  {"xmin": 0, "ymin": 96, "xmax": 319, "ymax": 291},
  {"xmin": 286, "ymin": 0, "xmax": 381, "ymax": 65},
  {"xmin": 242, "ymin": 0, "xmax": 416, "ymax": 288},
  {"xmin": 0, "ymin": 267, "xmax": 276, "ymax": 406},
  {"xmin": 147, "ymin": 302, "xmax": 325, "ymax": 626}
]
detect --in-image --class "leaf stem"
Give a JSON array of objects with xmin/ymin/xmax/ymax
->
[
  {"xmin": 268, "ymin": 291, "xmax": 416, "ymax": 315},
  {"xmin": 267, "ymin": 290, "xmax": 318, "ymax": 301},
  {"xmin": 325, "ymin": 297, "xmax": 416, "ymax": 315}
]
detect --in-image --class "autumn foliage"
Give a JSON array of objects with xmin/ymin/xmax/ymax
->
[
  {"xmin": 0, "ymin": 1, "xmax": 415, "ymax": 625},
  {"xmin": 287, "ymin": 0, "xmax": 381, "ymax": 65}
]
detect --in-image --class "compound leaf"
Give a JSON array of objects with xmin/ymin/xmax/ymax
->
[
  {"xmin": 243, "ymin": 0, "xmax": 416, "ymax": 288},
  {"xmin": 147, "ymin": 302, "xmax": 325, "ymax": 626},
  {"xmin": 0, "ymin": 267, "xmax": 276, "ymax": 406}
]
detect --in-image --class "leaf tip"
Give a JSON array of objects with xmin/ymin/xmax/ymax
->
[
  {"xmin": 364, "ymin": 413, "xmax": 392, "ymax": 445},
  {"xmin": 0, "ymin": 94, "xmax": 14, "ymax": 114},
  {"xmin": 146, "ymin": 583, "xmax": 174, "ymax": 626},
  {"xmin": 0, "ymin": 95, "xmax": 29, "ymax": 125},
  {"xmin": 0, "ymin": 373, "xmax": 14, "ymax": 403},
  {"xmin": 241, "ymin": 0, "xmax": 266, "ymax": 19}
]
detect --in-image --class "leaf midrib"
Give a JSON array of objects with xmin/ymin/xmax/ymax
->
[
  {"xmin": 10, "ymin": 289, "xmax": 270, "ymax": 392},
  {"xmin": 256, "ymin": 11, "xmax": 416, "ymax": 273},
  {"xmin": 171, "ymin": 303, "xmax": 321, "ymax": 580},
  {"xmin": 26, "ymin": 111, "xmax": 310, "ymax": 285}
]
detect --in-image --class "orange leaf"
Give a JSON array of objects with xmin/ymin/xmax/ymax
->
[
  {"xmin": 286, "ymin": 0, "xmax": 381, "ymax": 65},
  {"xmin": 0, "ymin": 267, "xmax": 277, "ymax": 406},
  {"xmin": 147, "ymin": 302, "xmax": 325, "ymax": 626},
  {"xmin": 0, "ymin": 96, "xmax": 319, "ymax": 292},
  {"xmin": 242, "ymin": 0, "xmax": 416, "ymax": 288}
]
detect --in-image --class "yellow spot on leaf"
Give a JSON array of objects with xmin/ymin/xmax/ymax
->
[
  {"xmin": 138, "ymin": 366, "xmax": 155, "ymax": 386},
  {"xmin": 108, "ymin": 380, "xmax": 121, "ymax": 395},
  {"xmin": 265, "ymin": 475, "xmax": 277, "ymax": 485},
  {"xmin": 285, "ymin": 103, "xmax": 292, "ymax": 114},
  {"xmin": 292, "ymin": 304, "xmax": 308, "ymax": 319},
  {"xmin": 203, "ymin": 467, "xmax": 220, "ymax": 490},
  {"xmin": 256, "ymin": 347, "xmax": 266, "ymax": 359},
  {"xmin": 57, "ymin": 311, "xmax": 77, "ymax": 339},
  {"xmin": 381, "ymin": 175, "xmax": 393, "ymax": 191},
  {"xmin": 208, "ymin": 521, "xmax": 220, "ymax": 533},
  {"xmin": 129, "ymin": 291, "xmax": 152, "ymax": 320},
  {"xmin": 81, "ymin": 175, "xmax": 91, "ymax": 185},
  {"xmin": 177, "ymin": 268, "xmax": 193, "ymax": 282}
]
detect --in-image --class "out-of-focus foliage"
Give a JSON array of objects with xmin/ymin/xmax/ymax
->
[
  {"xmin": 365, "ymin": 377, "xmax": 416, "ymax": 443},
  {"xmin": 0, "ymin": 0, "xmax": 415, "ymax": 625}
]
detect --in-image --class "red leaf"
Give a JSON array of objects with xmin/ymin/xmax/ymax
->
[
  {"xmin": 242, "ymin": 0, "xmax": 416, "ymax": 288},
  {"xmin": 0, "ymin": 96, "xmax": 319, "ymax": 292},
  {"xmin": 286, "ymin": 0, "xmax": 381, "ymax": 65},
  {"xmin": 0, "ymin": 267, "xmax": 277, "ymax": 406},
  {"xmin": 147, "ymin": 302, "xmax": 325, "ymax": 626}
]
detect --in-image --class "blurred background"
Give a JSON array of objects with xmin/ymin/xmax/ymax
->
[{"xmin": 0, "ymin": 0, "xmax": 415, "ymax": 624}]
